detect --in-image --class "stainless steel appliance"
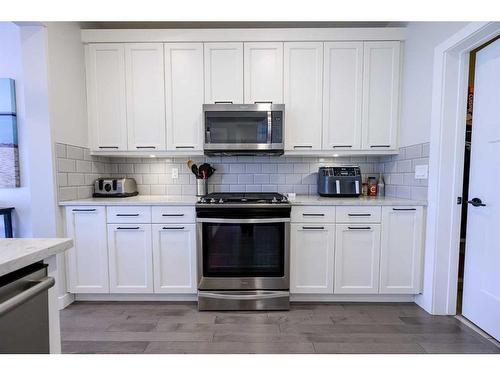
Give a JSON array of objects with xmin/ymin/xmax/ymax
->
[
  {"xmin": 203, "ymin": 103, "xmax": 284, "ymax": 156},
  {"xmin": 196, "ymin": 192, "xmax": 291, "ymax": 310},
  {"xmin": 93, "ymin": 177, "xmax": 138, "ymax": 197},
  {"xmin": 0, "ymin": 263, "xmax": 54, "ymax": 353},
  {"xmin": 317, "ymin": 166, "xmax": 362, "ymax": 197}
]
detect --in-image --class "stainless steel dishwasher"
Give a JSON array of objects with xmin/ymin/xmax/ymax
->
[{"xmin": 0, "ymin": 263, "xmax": 55, "ymax": 354}]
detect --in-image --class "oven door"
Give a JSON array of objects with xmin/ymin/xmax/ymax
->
[{"xmin": 197, "ymin": 217, "xmax": 290, "ymax": 290}]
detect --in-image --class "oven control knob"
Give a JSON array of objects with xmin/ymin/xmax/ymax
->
[
  {"xmin": 210, "ymin": 198, "xmax": 216, "ymax": 203},
  {"xmin": 200, "ymin": 198, "xmax": 206, "ymax": 203},
  {"xmin": 272, "ymin": 197, "xmax": 278, "ymax": 203},
  {"xmin": 219, "ymin": 199, "xmax": 224, "ymax": 204}
]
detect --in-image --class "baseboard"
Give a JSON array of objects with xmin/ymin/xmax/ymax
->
[
  {"xmin": 73, "ymin": 293, "xmax": 415, "ymax": 303},
  {"xmin": 58, "ymin": 292, "xmax": 75, "ymax": 310},
  {"xmin": 290, "ymin": 294, "xmax": 416, "ymax": 302},
  {"xmin": 75, "ymin": 293, "xmax": 198, "ymax": 302}
]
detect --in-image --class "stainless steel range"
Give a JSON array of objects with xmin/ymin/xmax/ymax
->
[{"xmin": 196, "ymin": 192, "xmax": 291, "ymax": 311}]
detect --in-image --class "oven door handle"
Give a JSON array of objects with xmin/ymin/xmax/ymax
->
[
  {"xmin": 198, "ymin": 291, "xmax": 289, "ymax": 300},
  {"xmin": 196, "ymin": 218, "xmax": 290, "ymax": 224}
]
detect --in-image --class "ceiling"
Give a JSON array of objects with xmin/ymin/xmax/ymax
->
[{"xmin": 81, "ymin": 21, "xmax": 406, "ymax": 29}]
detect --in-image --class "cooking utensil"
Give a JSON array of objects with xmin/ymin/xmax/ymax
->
[
  {"xmin": 187, "ymin": 160, "xmax": 199, "ymax": 177},
  {"xmin": 198, "ymin": 163, "xmax": 216, "ymax": 179}
]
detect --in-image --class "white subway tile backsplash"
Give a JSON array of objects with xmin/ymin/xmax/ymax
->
[
  {"xmin": 238, "ymin": 175, "xmax": 254, "ymax": 184},
  {"xmin": 261, "ymin": 164, "xmax": 277, "ymax": 173},
  {"xmin": 68, "ymin": 173, "xmax": 85, "ymax": 186},
  {"xmin": 54, "ymin": 143, "xmax": 67, "ymax": 158},
  {"xmin": 293, "ymin": 163, "xmax": 310, "ymax": 174},
  {"xmin": 230, "ymin": 164, "xmax": 245, "ymax": 174},
  {"xmin": 76, "ymin": 160, "xmax": 92, "ymax": 173},
  {"xmin": 405, "ymin": 144, "xmax": 422, "ymax": 159},
  {"xmin": 58, "ymin": 158, "xmax": 76, "ymax": 173},
  {"xmin": 254, "ymin": 174, "xmax": 270, "ymax": 184},
  {"xmin": 245, "ymin": 164, "xmax": 261, "ymax": 173},
  {"xmin": 66, "ymin": 145, "xmax": 84, "ymax": 160},
  {"xmin": 277, "ymin": 164, "xmax": 293, "ymax": 174}
]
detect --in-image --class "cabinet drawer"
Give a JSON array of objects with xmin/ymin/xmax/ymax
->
[
  {"xmin": 107, "ymin": 206, "xmax": 151, "ymax": 223},
  {"xmin": 291, "ymin": 206, "xmax": 335, "ymax": 223},
  {"xmin": 152, "ymin": 206, "xmax": 195, "ymax": 223},
  {"xmin": 336, "ymin": 206, "xmax": 381, "ymax": 223}
]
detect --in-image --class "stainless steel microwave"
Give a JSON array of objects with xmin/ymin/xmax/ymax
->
[{"xmin": 203, "ymin": 103, "xmax": 284, "ymax": 156}]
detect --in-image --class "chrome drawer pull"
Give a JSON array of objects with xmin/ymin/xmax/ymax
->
[
  {"xmin": 175, "ymin": 146, "xmax": 195, "ymax": 149},
  {"xmin": 370, "ymin": 145, "xmax": 391, "ymax": 148},
  {"xmin": 136, "ymin": 146, "xmax": 156, "ymax": 149},
  {"xmin": 332, "ymin": 145, "xmax": 352, "ymax": 148},
  {"xmin": 302, "ymin": 213, "xmax": 325, "ymax": 216},
  {"xmin": 98, "ymin": 146, "xmax": 119, "ymax": 149},
  {"xmin": 348, "ymin": 213, "xmax": 371, "ymax": 217},
  {"xmin": 72, "ymin": 208, "xmax": 96, "ymax": 212},
  {"xmin": 117, "ymin": 227, "xmax": 140, "ymax": 230},
  {"xmin": 302, "ymin": 226, "xmax": 325, "ymax": 230},
  {"xmin": 162, "ymin": 227, "xmax": 185, "ymax": 230},
  {"xmin": 162, "ymin": 214, "xmax": 184, "ymax": 217},
  {"xmin": 348, "ymin": 226, "xmax": 372, "ymax": 230},
  {"xmin": 392, "ymin": 208, "xmax": 416, "ymax": 211},
  {"xmin": 293, "ymin": 145, "xmax": 312, "ymax": 149},
  {"xmin": 116, "ymin": 213, "xmax": 140, "ymax": 217}
]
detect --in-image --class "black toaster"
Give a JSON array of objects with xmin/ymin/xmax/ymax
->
[{"xmin": 317, "ymin": 166, "xmax": 362, "ymax": 197}]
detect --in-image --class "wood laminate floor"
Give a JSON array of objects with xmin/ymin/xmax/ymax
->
[{"xmin": 60, "ymin": 302, "xmax": 500, "ymax": 354}]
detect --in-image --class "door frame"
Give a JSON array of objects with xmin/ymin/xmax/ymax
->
[{"xmin": 418, "ymin": 22, "xmax": 500, "ymax": 315}]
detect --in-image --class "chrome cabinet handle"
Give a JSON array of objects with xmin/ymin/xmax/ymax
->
[
  {"xmin": 293, "ymin": 145, "xmax": 312, "ymax": 149},
  {"xmin": 370, "ymin": 145, "xmax": 391, "ymax": 148},
  {"xmin": 302, "ymin": 213, "xmax": 325, "ymax": 217},
  {"xmin": 302, "ymin": 226, "xmax": 325, "ymax": 230},
  {"xmin": 72, "ymin": 208, "xmax": 96, "ymax": 212},
  {"xmin": 214, "ymin": 101, "xmax": 233, "ymax": 104},
  {"xmin": 175, "ymin": 146, "xmax": 195, "ymax": 149},
  {"xmin": 348, "ymin": 213, "xmax": 371, "ymax": 217},
  {"xmin": 162, "ymin": 213, "xmax": 184, "ymax": 217},
  {"xmin": 0, "ymin": 277, "xmax": 55, "ymax": 316},
  {"xmin": 198, "ymin": 291, "xmax": 289, "ymax": 300},
  {"xmin": 117, "ymin": 226, "xmax": 140, "ymax": 230},
  {"xmin": 347, "ymin": 226, "xmax": 372, "ymax": 230},
  {"xmin": 162, "ymin": 226, "xmax": 185, "ymax": 230},
  {"xmin": 254, "ymin": 101, "xmax": 273, "ymax": 104},
  {"xmin": 116, "ymin": 213, "xmax": 140, "ymax": 217},
  {"xmin": 392, "ymin": 208, "xmax": 417, "ymax": 211},
  {"xmin": 332, "ymin": 145, "xmax": 352, "ymax": 148},
  {"xmin": 98, "ymin": 146, "xmax": 119, "ymax": 149}
]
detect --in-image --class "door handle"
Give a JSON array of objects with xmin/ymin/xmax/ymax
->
[
  {"xmin": 0, "ymin": 277, "xmax": 55, "ymax": 316},
  {"xmin": 467, "ymin": 198, "xmax": 486, "ymax": 207}
]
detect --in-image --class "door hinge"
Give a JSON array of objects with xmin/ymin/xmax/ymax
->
[{"xmin": 457, "ymin": 197, "xmax": 462, "ymax": 204}]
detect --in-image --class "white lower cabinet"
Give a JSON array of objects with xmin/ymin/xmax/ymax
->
[
  {"xmin": 152, "ymin": 224, "xmax": 197, "ymax": 293},
  {"xmin": 290, "ymin": 224, "xmax": 335, "ymax": 294},
  {"xmin": 334, "ymin": 224, "xmax": 381, "ymax": 294},
  {"xmin": 65, "ymin": 206, "xmax": 109, "ymax": 293},
  {"xmin": 379, "ymin": 207, "xmax": 423, "ymax": 294},
  {"xmin": 107, "ymin": 224, "xmax": 154, "ymax": 293}
]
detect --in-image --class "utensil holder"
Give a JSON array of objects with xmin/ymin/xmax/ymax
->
[{"xmin": 196, "ymin": 179, "xmax": 208, "ymax": 196}]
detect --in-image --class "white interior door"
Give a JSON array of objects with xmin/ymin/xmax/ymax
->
[{"xmin": 462, "ymin": 38, "xmax": 500, "ymax": 341}]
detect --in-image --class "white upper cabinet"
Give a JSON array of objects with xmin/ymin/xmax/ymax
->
[
  {"xmin": 334, "ymin": 224, "xmax": 381, "ymax": 294},
  {"xmin": 361, "ymin": 41, "xmax": 400, "ymax": 150},
  {"xmin": 152, "ymin": 224, "xmax": 197, "ymax": 293},
  {"xmin": 65, "ymin": 207, "xmax": 109, "ymax": 294},
  {"xmin": 125, "ymin": 44, "xmax": 166, "ymax": 151},
  {"xmin": 86, "ymin": 44, "xmax": 128, "ymax": 151},
  {"xmin": 204, "ymin": 42, "xmax": 244, "ymax": 104},
  {"xmin": 290, "ymin": 223, "xmax": 335, "ymax": 294},
  {"xmin": 243, "ymin": 42, "xmax": 283, "ymax": 104},
  {"xmin": 380, "ymin": 207, "xmax": 423, "ymax": 294},
  {"xmin": 164, "ymin": 43, "xmax": 204, "ymax": 151},
  {"xmin": 284, "ymin": 42, "xmax": 323, "ymax": 151},
  {"xmin": 323, "ymin": 42, "xmax": 363, "ymax": 150}
]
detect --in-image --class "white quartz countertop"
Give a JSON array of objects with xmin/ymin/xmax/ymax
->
[
  {"xmin": 0, "ymin": 238, "xmax": 73, "ymax": 277},
  {"xmin": 59, "ymin": 195, "xmax": 199, "ymax": 206},
  {"xmin": 291, "ymin": 195, "xmax": 427, "ymax": 206},
  {"xmin": 59, "ymin": 194, "xmax": 426, "ymax": 207}
]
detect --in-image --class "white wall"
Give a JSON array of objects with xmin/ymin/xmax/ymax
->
[
  {"xmin": 46, "ymin": 22, "xmax": 88, "ymax": 148},
  {"xmin": 0, "ymin": 22, "xmax": 32, "ymax": 237},
  {"xmin": 399, "ymin": 22, "xmax": 469, "ymax": 147}
]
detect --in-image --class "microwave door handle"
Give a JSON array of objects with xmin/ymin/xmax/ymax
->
[
  {"xmin": 267, "ymin": 111, "xmax": 272, "ymax": 144},
  {"xmin": 355, "ymin": 180, "xmax": 360, "ymax": 195},
  {"xmin": 336, "ymin": 180, "xmax": 341, "ymax": 194}
]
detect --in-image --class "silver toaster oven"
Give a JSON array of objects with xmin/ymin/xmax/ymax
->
[
  {"xmin": 93, "ymin": 177, "xmax": 138, "ymax": 198},
  {"xmin": 317, "ymin": 166, "xmax": 362, "ymax": 197}
]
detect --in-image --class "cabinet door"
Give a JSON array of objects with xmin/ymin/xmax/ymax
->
[
  {"xmin": 323, "ymin": 42, "xmax": 363, "ymax": 150},
  {"xmin": 244, "ymin": 42, "xmax": 283, "ymax": 104},
  {"xmin": 361, "ymin": 41, "xmax": 400, "ymax": 150},
  {"xmin": 204, "ymin": 42, "xmax": 243, "ymax": 103},
  {"xmin": 65, "ymin": 207, "xmax": 108, "ymax": 293},
  {"xmin": 107, "ymin": 224, "xmax": 153, "ymax": 293},
  {"xmin": 152, "ymin": 224, "xmax": 197, "ymax": 293},
  {"xmin": 164, "ymin": 43, "xmax": 204, "ymax": 151},
  {"xmin": 380, "ymin": 207, "xmax": 423, "ymax": 294},
  {"xmin": 290, "ymin": 224, "xmax": 334, "ymax": 294},
  {"xmin": 284, "ymin": 42, "xmax": 323, "ymax": 151},
  {"xmin": 86, "ymin": 44, "xmax": 127, "ymax": 151},
  {"xmin": 125, "ymin": 43, "xmax": 166, "ymax": 151},
  {"xmin": 334, "ymin": 224, "xmax": 381, "ymax": 294}
]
